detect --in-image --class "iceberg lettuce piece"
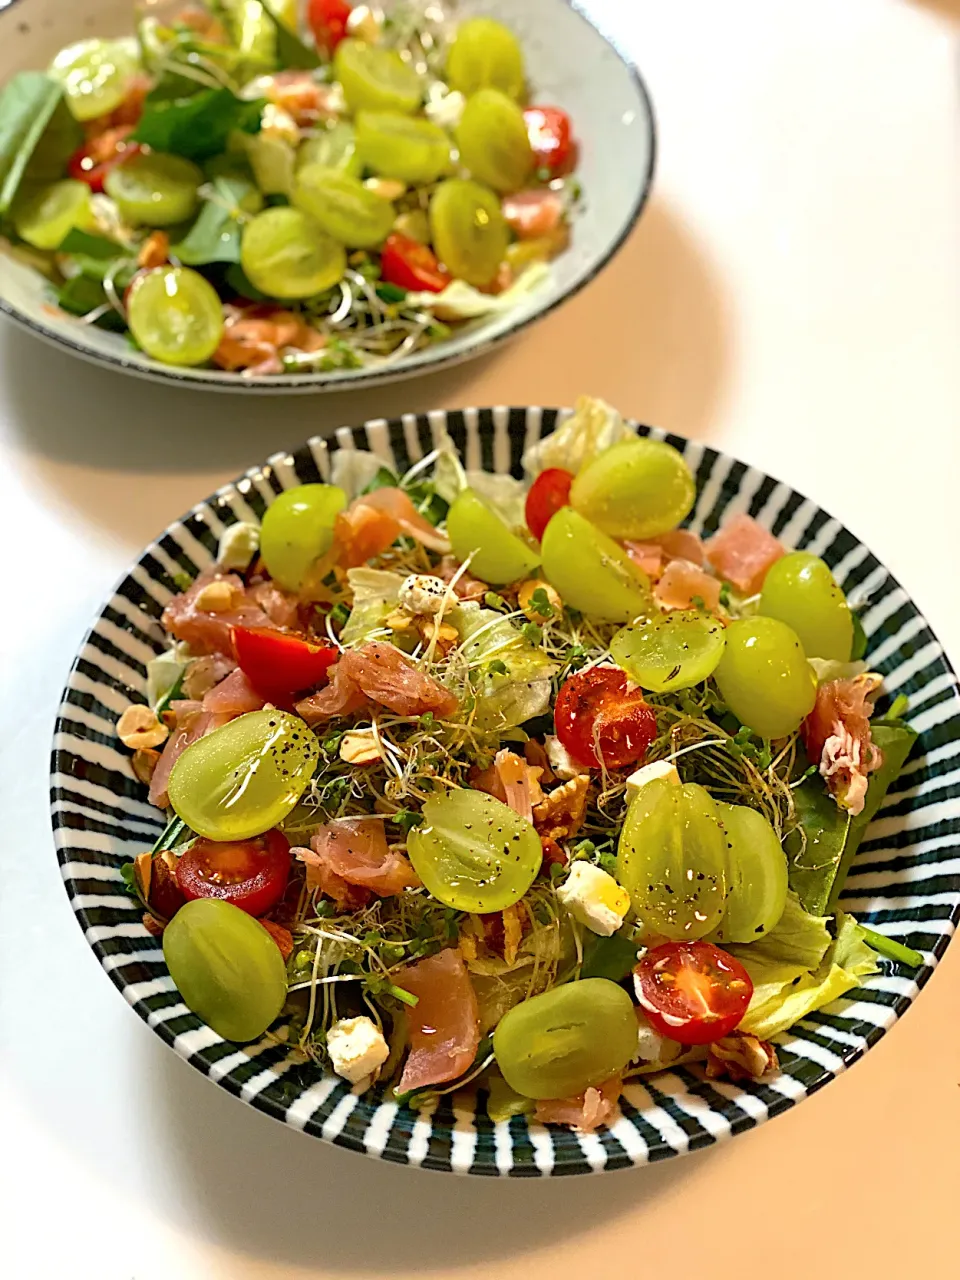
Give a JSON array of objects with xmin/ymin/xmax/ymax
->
[
  {"xmin": 453, "ymin": 602, "xmax": 556, "ymax": 731},
  {"xmin": 340, "ymin": 568, "xmax": 404, "ymax": 646},
  {"xmin": 522, "ymin": 394, "xmax": 636, "ymax": 478},
  {"xmin": 330, "ymin": 448, "xmax": 394, "ymax": 500},
  {"xmin": 404, "ymin": 262, "xmax": 550, "ymax": 319}
]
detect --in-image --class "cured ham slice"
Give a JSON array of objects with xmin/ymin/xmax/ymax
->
[
  {"xmin": 334, "ymin": 488, "xmax": 451, "ymax": 568},
  {"xmin": 148, "ymin": 701, "xmax": 231, "ymax": 808},
  {"xmin": 297, "ymin": 818, "xmax": 420, "ymax": 904},
  {"xmin": 654, "ymin": 559, "xmax": 722, "ymax": 612},
  {"xmin": 705, "ymin": 514, "xmax": 785, "ymax": 596},
  {"xmin": 201, "ymin": 669, "xmax": 266, "ymax": 717},
  {"xmin": 396, "ymin": 948, "xmax": 481, "ymax": 1094},
  {"xmin": 472, "ymin": 749, "xmax": 545, "ymax": 822},
  {"xmin": 162, "ymin": 573, "xmax": 275, "ymax": 657},
  {"xmin": 296, "ymin": 642, "xmax": 458, "ymax": 724},
  {"xmin": 534, "ymin": 1076, "xmax": 622, "ymax": 1132},
  {"xmin": 802, "ymin": 673, "xmax": 884, "ymax": 815}
]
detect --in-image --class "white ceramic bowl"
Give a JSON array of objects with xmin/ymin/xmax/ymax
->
[{"xmin": 0, "ymin": 0, "xmax": 655, "ymax": 391}]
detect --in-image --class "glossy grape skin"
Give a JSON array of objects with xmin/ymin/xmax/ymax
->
[
  {"xmin": 13, "ymin": 179, "xmax": 91, "ymax": 250},
  {"xmin": 105, "ymin": 152, "xmax": 202, "ymax": 227},
  {"xmin": 50, "ymin": 38, "xmax": 139, "ymax": 122},
  {"xmin": 429, "ymin": 179, "xmax": 508, "ymax": 287},
  {"xmin": 240, "ymin": 207, "xmax": 346, "ymax": 299},
  {"xmin": 446, "ymin": 17, "xmax": 525, "ymax": 99},
  {"xmin": 456, "ymin": 89, "xmax": 533, "ymax": 193},
  {"xmin": 163, "ymin": 899, "xmax": 287, "ymax": 1043},
  {"xmin": 127, "ymin": 267, "xmax": 225, "ymax": 367},
  {"xmin": 714, "ymin": 616, "xmax": 817, "ymax": 740},
  {"xmin": 293, "ymin": 164, "xmax": 394, "ymax": 248},
  {"xmin": 260, "ymin": 483, "xmax": 347, "ymax": 592},
  {"xmin": 447, "ymin": 488, "xmax": 539, "ymax": 584},
  {"xmin": 406, "ymin": 789, "xmax": 541, "ymax": 914},
  {"xmin": 168, "ymin": 710, "xmax": 319, "ymax": 842},
  {"xmin": 334, "ymin": 38, "xmax": 423, "ymax": 114},
  {"xmin": 355, "ymin": 111, "xmax": 452, "ymax": 185},
  {"xmin": 711, "ymin": 803, "xmax": 788, "ymax": 943},
  {"xmin": 611, "ymin": 610, "xmax": 726, "ymax": 693},
  {"xmin": 492, "ymin": 980, "xmax": 638, "ymax": 1099},
  {"xmin": 618, "ymin": 779, "xmax": 728, "ymax": 940},
  {"xmin": 570, "ymin": 438, "xmax": 696, "ymax": 540},
  {"xmin": 297, "ymin": 122, "xmax": 362, "ymax": 176},
  {"xmin": 759, "ymin": 551, "xmax": 853, "ymax": 662},
  {"xmin": 541, "ymin": 506, "xmax": 653, "ymax": 622}
]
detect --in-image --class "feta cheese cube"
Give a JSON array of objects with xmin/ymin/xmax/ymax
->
[
  {"xmin": 625, "ymin": 759, "xmax": 680, "ymax": 803},
  {"xmin": 326, "ymin": 1016, "xmax": 390, "ymax": 1085},
  {"xmin": 398, "ymin": 574, "xmax": 448, "ymax": 616},
  {"xmin": 556, "ymin": 861, "xmax": 630, "ymax": 937},
  {"xmin": 216, "ymin": 521, "xmax": 260, "ymax": 572},
  {"xmin": 632, "ymin": 1007, "xmax": 683, "ymax": 1067},
  {"xmin": 545, "ymin": 734, "xmax": 581, "ymax": 780}
]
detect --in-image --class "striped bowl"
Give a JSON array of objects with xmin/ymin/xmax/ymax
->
[{"xmin": 51, "ymin": 408, "xmax": 960, "ymax": 1175}]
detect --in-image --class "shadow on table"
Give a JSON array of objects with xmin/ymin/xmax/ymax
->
[
  {"xmin": 152, "ymin": 1043, "xmax": 709, "ymax": 1272},
  {"xmin": 910, "ymin": 0, "xmax": 960, "ymax": 20}
]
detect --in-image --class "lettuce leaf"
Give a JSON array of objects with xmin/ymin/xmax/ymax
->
[
  {"xmin": 340, "ymin": 569, "xmax": 404, "ymax": 646},
  {"xmin": 330, "ymin": 448, "xmax": 393, "ymax": 500},
  {"xmin": 453, "ymin": 603, "xmax": 556, "ymax": 731},
  {"xmin": 522, "ymin": 394, "xmax": 636, "ymax": 478},
  {"xmin": 729, "ymin": 894, "xmax": 878, "ymax": 1040},
  {"xmin": 404, "ymin": 262, "xmax": 550, "ymax": 319}
]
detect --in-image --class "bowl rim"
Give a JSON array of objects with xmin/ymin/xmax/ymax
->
[
  {"xmin": 0, "ymin": 0, "xmax": 658, "ymax": 393},
  {"xmin": 49, "ymin": 405, "xmax": 960, "ymax": 1174}
]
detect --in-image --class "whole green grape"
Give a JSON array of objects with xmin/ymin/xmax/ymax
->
[
  {"xmin": 163, "ymin": 899, "xmax": 287, "ymax": 1042},
  {"xmin": 711, "ymin": 803, "xmax": 788, "ymax": 942},
  {"xmin": 541, "ymin": 506, "xmax": 652, "ymax": 622},
  {"xmin": 260, "ymin": 483, "xmax": 347, "ymax": 592},
  {"xmin": 611, "ymin": 610, "xmax": 726, "ymax": 693},
  {"xmin": 714, "ymin": 616, "xmax": 817, "ymax": 740},
  {"xmin": 617, "ymin": 779, "xmax": 728, "ymax": 939},
  {"xmin": 406, "ymin": 789, "xmax": 542, "ymax": 914},
  {"xmin": 293, "ymin": 165, "xmax": 394, "ymax": 248},
  {"xmin": 446, "ymin": 488, "xmax": 539, "ymax": 584},
  {"xmin": 759, "ymin": 551, "xmax": 853, "ymax": 661},
  {"xmin": 446, "ymin": 17, "xmax": 525, "ymax": 99},
  {"xmin": 570, "ymin": 438, "xmax": 696, "ymax": 540},
  {"xmin": 240, "ymin": 207, "xmax": 346, "ymax": 299},
  {"xmin": 168, "ymin": 710, "xmax": 319, "ymax": 841},
  {"xmin": 429, "ymin": 178, "xmax": 508, "ymax": 287},
  {"xmin": 105, "ymin": 153, "xmax": 202, "ymax": 227},
  {"xmin": 456, "ymin": 88, "xmax": 533, "ymax": 193},
  {"xmin": 355, "ymin": 111, "xmax": 452, "ymax": 185},
  {"xmin": 334, "ymin": 38, "xmax": 423, "ymax": 114},
  {"xmin": 493, "ymin": 980, "xmax": 638, "ymax": 1099}
]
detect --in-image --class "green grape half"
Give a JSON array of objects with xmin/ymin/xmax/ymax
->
[
  {"xmin": 429, "ymin": 178, "xmax": 508, "ymax": 287},
  {"xmin": 163, "ymin": 899, "xmax": 287, "ymax": 1042},
  {"xmin": 240, "ymin": 207, "xmax": 346, "ymax": 299},
  {"xmin": 13, "ymin": 179, "xmax": 92, "ymax": 251},
  {"xmin": 260, "ymin": 483, "xmax": 347, "ymax": 592},
  {"xmin": 104, "ymin": 153, "xmax": 202, "ymax": 227},
  {"xmin": 50, "ymin": 38, "xmax": 140, "ymax": 122},
  {"xmin": 570, "ymin": 438, "xmax": 696, "ymax": 540},
  {"xmin": 355, "ymin": 111, "xmax": 452, "ymax": 185},
  {"xmin": 127, "ymin": 267, "xmax": 225, "ymax": 368},
  {"xmin": 456, "ymin": 88, "xmax": 533, "ymax": 193},
  {"xmin": 446, "ymin": 488, "xmax": 539, "ymax": 584},
  {"xmin": 711, "ymin": 803, "xmax": 788, "ymax": 943},
  {"xmin": 334, "ymin": 38, "xmax": 423, "ymax": 114},
  {"xmin": 293, "ymin": 164, "xmax": 394, "ymax": 248},
  {"xmin": 446, "ymin": 17, "xmax": 525, "ymax": 99},
  {"xmin": 759, "ymin": 551, "xmax": 853, "ymax": 661},
  {"xmin": 493, "ymin": 980, "xmax": 638, "ymax": 1100},
  {"xmin": 617, "ymin": 779, "xmax": 728, "ymax": 940},
  {"xmin": 541, "ymin": 506, "xmax": 652, "ymax": 622},
  {"xmin": 714, "ymin": 616, "xmax": 817, "ymax": 740},
  {"xmin": 611, "ymin": 610, "xmax": 726, "ymax": 693},
  {"xmin": 168, "ymin": 710, "xmax": 319, "ymax": 841},
  {"xmin": 406, "ymin": 789, "xmax": 542, "ymax": 914},
  {"xmin": 297, "ymin": 122, "xmax": 362, "ymax": 176}
]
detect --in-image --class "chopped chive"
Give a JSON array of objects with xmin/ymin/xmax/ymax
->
[
  {"xmin": 151, "ymin": 815, "xmax": 186, "ymax": 855},
  {"xmin": 385, "ymin": 982, "xmax": 419, "ymax": 1007},
  {"xmin": 860, "ymin": 926, "xmax": 924, "ymax": 968},
  {"xmin": 887, "ymin": 694, "xmax": 909, "ymax": 721}
]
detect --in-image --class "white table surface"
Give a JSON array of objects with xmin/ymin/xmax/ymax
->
[{"xmin": 3, "ymin": 2, "xmax": 960, "ymax": 1276}]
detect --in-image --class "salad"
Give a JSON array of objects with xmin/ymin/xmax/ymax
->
[
  {"xmin": 117, "ymin": 397, "xmax": 922, "ymax": 1132},
  {"xmin": 0, "ymin": 3, "xmax": 579, "ymax": 375}
]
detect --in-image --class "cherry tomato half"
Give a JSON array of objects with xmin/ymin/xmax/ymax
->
[
  {"xmin": 523, "ymin": 106, "xmax": 577, "ymax": 175},
  {"xmin": 233, "ymin": 626, "xmax": 338, "ymax": 702},
  {"xmin": 380, "ymin": 233, "xmax": 451, "ymax": 293},
  {"xmin": 175, "ymin": 828, "xmax": 291, "ymax": 917},
  {"xmin": 554, "ymin": 666, "xmax": 657, "ymax": 769},
  {"xmin": 68, "ymin": 125, "xmax": 140, "ymax": 193},
  {"xmin": 525, "ymin": 467, "xmax": 573, "ymax": 541},
  {"xmin": 634, "ymin": 941, "xmax": 753, "ymax": 1046},
  {"xmin": 308, "ymin": 0, "xmax": 353, "ymax": 55}
]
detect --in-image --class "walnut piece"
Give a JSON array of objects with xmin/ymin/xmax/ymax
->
[
  {"xmin": 192, "ymin": 579, "xmax": 242, "ymax": 613},
  {"xmin": 533, "ymin": 774, "xmax": 590, "ymax": 842},
  {"xmin": 705, "ymin": 1031, "xmax": 779, "ymax": 1082},
  {"xmin": 339, "ymin": 728, "xmax": 382, "ymax": 766},
  {"xmin": 117, "ymin": 705, "xmax": 169, "ymax": 751}
]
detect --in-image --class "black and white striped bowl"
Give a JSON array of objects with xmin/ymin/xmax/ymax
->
[{"xmin": 52, "ymin": 408, "xmax": 960, "ymax": 1175}]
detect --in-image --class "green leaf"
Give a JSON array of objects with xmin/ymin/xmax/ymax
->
[
  {"xmin": 224, "ymin": 261, "xmax": 270, "ymax": 301},
  {"xmin": 173, "ymin": 176, "xmax": 258, "ymax": 265},
  {"xmin": 0, "ymin": 73, "xmax": 68, "ymax": 213},
  {"xmin": 119, "ymin": 861, "xmax": 139, "ymax": 899},
  {"xmin": 259, "ymin": 2, "xmax": 322, "ymax": 70},
  {"xmin": 359, "ymin": 465, "xmax": 400, "ymax": 495},
  {"xmin": 850, "ymin": 610, "xmax": 868, "ymax": 660},
  {"xmin": 55, "ymin": 276, "xmax": 123, "ymax": 329},
  {"xmin": 580, "ymin": 929, "xmax": 639, "ymax": 981},
  {"xmin": 133, "ymin": 88, "xmax": 264, "ymax": 162},
  {"xmin": 59, "ymin": 229, "xmax": 126, "ymax": 259}
]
